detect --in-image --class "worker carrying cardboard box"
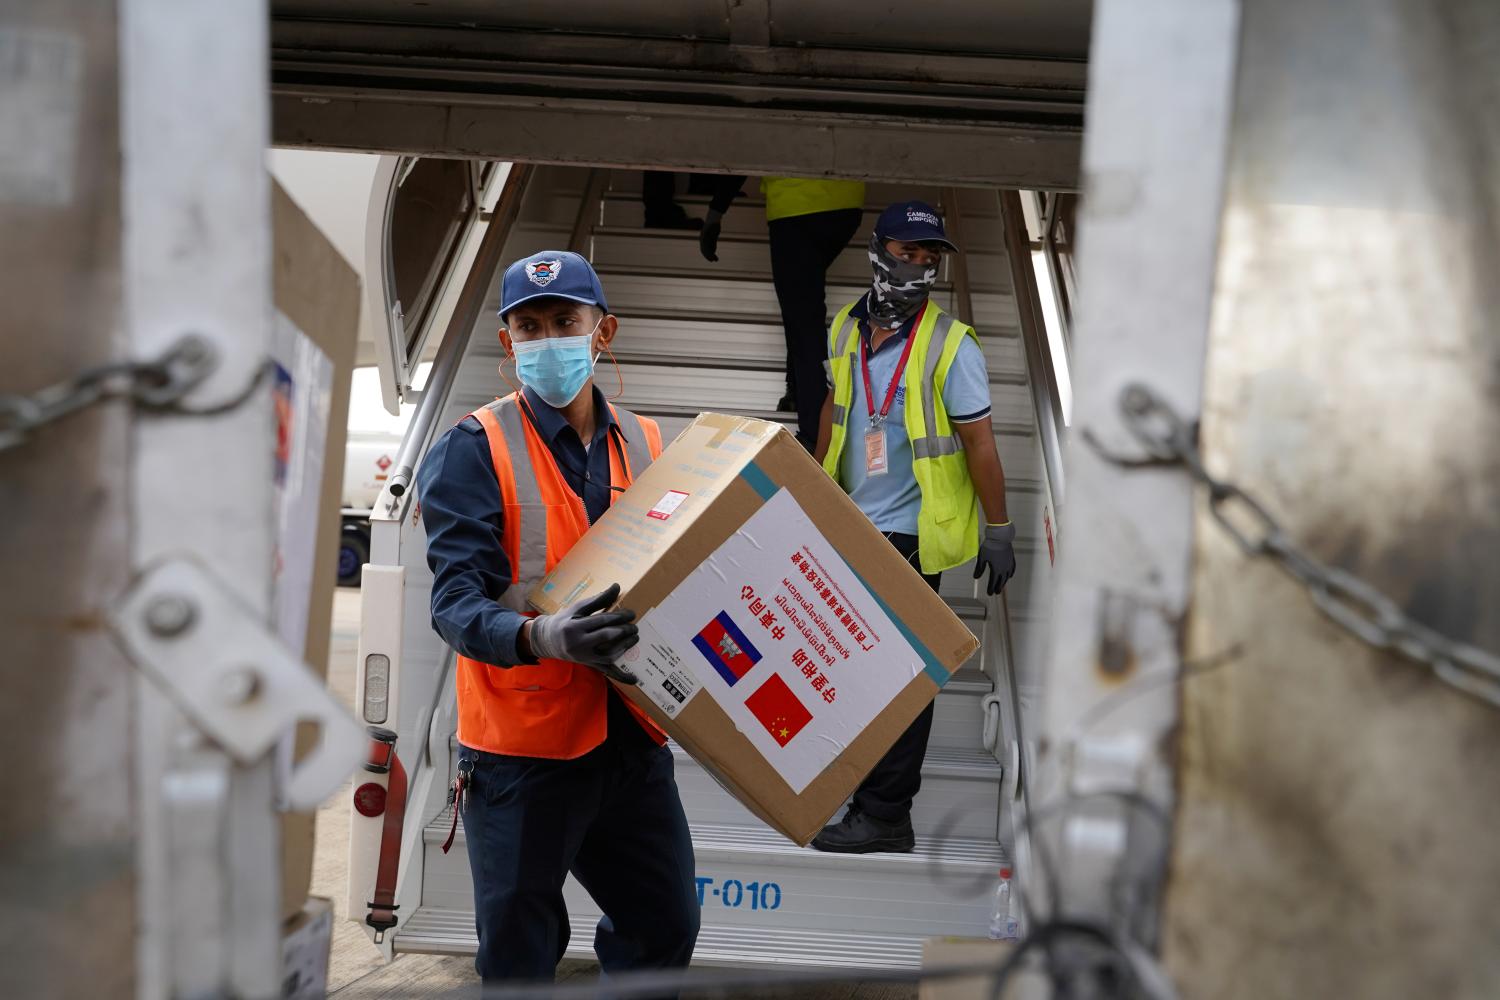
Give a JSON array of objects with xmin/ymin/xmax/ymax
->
[
  {"xmin": 416, "ymin": 250, "xmax": 699, "ymax": 984},
  {"xmin": 812, "ymin": 201, "xmax": 1018, "ymax": 853}
]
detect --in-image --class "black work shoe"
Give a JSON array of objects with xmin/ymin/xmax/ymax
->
[
  {"xmin": 811, "ymin": 809, "xmax": 915, "ymax": 854},
  {"xmin": 643, "ymin": 205, "xmax": 704, "ymax": 231}
]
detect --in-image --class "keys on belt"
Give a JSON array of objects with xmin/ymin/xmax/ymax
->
[{"xmin": 441, "ymin": 757, "xmax": 473, "ymax": 854}]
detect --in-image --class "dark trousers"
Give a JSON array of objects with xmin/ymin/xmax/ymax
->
[
  {"xmin": 459, "ymin": 694, "xmax": 700, "ymax": 986},
  {"xmin": 852, "ymin": 531, "xmax": 941, "ymax": 823},
  {"xmin": 641, "ymin": 171, "xmax": 678, "ymax": 220},
  {"xmin": 767, "ymin": 207, "xmax": 864, "ymax": 449}
]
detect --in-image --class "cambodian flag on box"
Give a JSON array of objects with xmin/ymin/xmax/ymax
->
[{"xmin": 691, "ymin": 611, "xmax": 761, "ymax": 687}]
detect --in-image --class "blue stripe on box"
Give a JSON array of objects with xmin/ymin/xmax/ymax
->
[
  {"xmin": 847, "ymin": 563, "xmax": 951, "ymax": 686},
  {"xmin": 737, "ymin": 460, "xmax": 778, "ymax": 500}
]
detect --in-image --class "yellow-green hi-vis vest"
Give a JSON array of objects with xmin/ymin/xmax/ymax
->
[
  {"xmin": 822, "ymin": 300, "xmax": 982, "ymax": 575},
  {"xmin": 761, "ymin": 178, "xmax": 867, "ymax": 222}
]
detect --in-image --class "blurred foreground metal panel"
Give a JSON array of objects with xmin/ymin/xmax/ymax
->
[
  {"xmin": 0, "ymin": 4, "xmax": 136, "ymax": 998},
  {"xmin": 1029, "ymin": 0, "xmax": 1239, "ymax": 963},
  {"xmin": 1167, "ymin": 1, "xmax": 1500, "ymax": 996},
  {"xmin": 2, "ymin": 1, "xmax": 362, "ymax": 996}
]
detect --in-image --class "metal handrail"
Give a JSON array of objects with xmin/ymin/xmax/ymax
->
[
  {"xmin": 948, "ymin": 180, "xmax": 1038, "ymax": 873},
  {"xmin": 943, "ymin": 189, "xmax": 1033, "ymax": 807},
  {"xmin": 383, "ymin": 163, "xmax": 534, "ymax": 506},
  {"xmin": 941, "ymin": 187, "xmax": 977, "ymax": 326},
  {"xmin": 568, "ymin": 168, "xmax": 609, "ymax": 255},
  {"xmin": 998, "ymin": 189, "xmax": 1068, "ymax": 507}
]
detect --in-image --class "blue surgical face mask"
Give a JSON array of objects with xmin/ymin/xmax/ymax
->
[{"xmin": 509, "ymin": 321, "xmax": 601, "ymax": 407}]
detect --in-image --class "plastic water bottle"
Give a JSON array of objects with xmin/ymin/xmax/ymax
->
[{"xmin": 988, "ymin": 866, "xmax": 1020, "ymax": 940}]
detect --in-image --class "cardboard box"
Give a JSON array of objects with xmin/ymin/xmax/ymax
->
[
  {"xmin": 532, "ymin": 413, "xmax": 979, "ymax": 844},
  {"xmin": 271, "ymin": 180, "xmax": 361, "ymax": 920},
  {"xmin": 280, "ymin": 896, "xmax": 334, "ymax": 1000}
]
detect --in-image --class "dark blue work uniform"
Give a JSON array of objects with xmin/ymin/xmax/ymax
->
[{"xmin": 417, "ymin": 386, "xmax": 699, "ymax": 985}]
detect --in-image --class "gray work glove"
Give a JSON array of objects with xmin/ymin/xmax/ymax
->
[
  {"xmin": 526, "ymin": 583, "xmax": 639, "ymax": 684},
  {"xmin": 698, "ymin": 209, "xmax": 724, "ymax": 262},
  {"xmin": 973, "ymin": 522, "xmax": 1017, "ymax": 596}
]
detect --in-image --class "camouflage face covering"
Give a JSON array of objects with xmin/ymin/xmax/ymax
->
[{"xmin": 867, "ymin": 233, "xmax": 939, "ymax": 328}]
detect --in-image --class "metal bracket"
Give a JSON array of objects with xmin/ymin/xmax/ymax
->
[
  {"xmin": 111, "ymin": 556, "xmax": 365, "ymax": 810},
  {"xmin": 981, "ymin": 691, "xmax": 1004, "ymax": 754}
]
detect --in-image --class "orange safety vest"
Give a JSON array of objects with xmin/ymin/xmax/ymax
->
[{"xmin": 455, "ymin": 392, "xmax": 666, "ymax": 759}]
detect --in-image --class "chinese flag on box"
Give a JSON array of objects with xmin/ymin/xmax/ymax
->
[{"xmin": 744, "ymin": 673, "xmax": 814, "ymax": 747}]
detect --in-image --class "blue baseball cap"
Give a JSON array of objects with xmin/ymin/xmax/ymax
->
[
  {"xmin": 874, "ymin": 200, "xmax": 959, "ymax": 252},
  {"xmin": 499, "ymin": 250, "xmax": 609, "ymax": 319}
]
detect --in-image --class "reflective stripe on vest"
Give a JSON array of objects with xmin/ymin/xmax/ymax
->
[
  {"xmin": 473, "ymin": 400, "xmax": 546, "ymax": 612},
  {"xmin": 821, "ymin": 302, "xmax": 983, "ymax": 574},
  {"xmin": 828, "ymin": 311, "xmax": 858, "ymax": 429},
  {"xmin": 761, "ymin": 177, "xmax": 867, "ymax": 222},
  {"xmin": 913, "ymin": 313, "xmax": 965, "ymax": 460},
  {"xmin": 458, "ymin": 393, "xmax": 665, "ymax": 759},
  {"xmin": 611, "ymin": 405, "xmax": 661, "ymax": 481}
]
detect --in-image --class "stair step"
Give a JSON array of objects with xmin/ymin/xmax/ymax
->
[
  {"xmin": 608, "ymin": 362, "xmax": 798, "ymax": 416},
  {"xmin": 668, "ymin": 743, "xmax": 1001, "ymax": 840},
  {"xmin": 437, "ymin": 665, "xmax": 1002, "ymax": 767},
  {"xmin": 600, "ymin": 198, "xmax": 875, "ymax": 238},
  {"xmin": 447, "ymin": 379, "xmax": 1044, "ymax": 497},
  {"xmin": 600, "ymin": 175, "xmax": 949, "ymax": 211},
  {"xmin": 426, "ymin": 814, "xmax": 1000, "ymax": 872},
  {"xmin": 600, "ymin": 312, "xmax": 1028, "ymax": 385},
  {"xmin": 589, "ymin": 227, "xmax": 1012, "ymax": 297},
  {"xmin": 595, "ymin": 270, "xmax": 1020, "ymax": 351},
  {"xmin": 627, "ymin": 400, "xmax": 798, "ymax": 428},
  {"xmin": 595, "ymin": 267, "xmax": 944, "ymax": 322},
  {"xmin": 419, "ymin": 818, "xmax": 1004, "ymax": 938},
  {"xmin": 397, "ymin": 906, "xmax": 935, "ymax": 970},
  {"xmin": 600, "ymin": 186, "xmax": 774, "ymax": 212},
  {"xmin": 444, "ymin": 665, "xmax": 999, "ymax": 759},
  {"xmin": 597, "ymin": 189, "xmax": 1009, "ymax": 255},
  {"xmin": 669, "ymin": 733, "xmax": 1001, "ymax": 777},
  {"xmin": 597, "ymin": 262, "xmax": 955, "ymax": 294},
  {"xmin": 441, "ymin": 730, "xmax": 1000, "ymax": 768},
  {"xmin": 621, "ymin": 393, "xmax": 1036, "ymax": 440}
]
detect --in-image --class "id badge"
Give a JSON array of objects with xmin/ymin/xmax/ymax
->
[{"xmin": 864, "ymin": 425, "xmax": 889, "ymax": 477}]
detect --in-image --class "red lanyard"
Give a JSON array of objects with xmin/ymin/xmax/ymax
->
[{"xmin": 859, "ymin": 302, "xmax": 924, "ymax": 426}]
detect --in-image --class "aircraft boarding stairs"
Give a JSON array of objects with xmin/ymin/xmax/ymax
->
[{"xmin": 368, "ymin": 166, "xmax": 1056, "ymax": 970}]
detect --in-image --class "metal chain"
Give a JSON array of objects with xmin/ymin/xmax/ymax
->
[
  {"xmin": 1094, "ymin": 382, "xmax": 1500, "ymax": 710},
  {"xmin": 0, "ymin": 335, "xmax": 271, "ymax": 454}
]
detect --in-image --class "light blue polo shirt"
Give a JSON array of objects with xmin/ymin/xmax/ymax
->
[{"xmin": 834, "ymin": 296, "xmax": 992, "ymax": 535}]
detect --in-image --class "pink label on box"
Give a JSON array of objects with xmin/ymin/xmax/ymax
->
[{"xmin": 647, "ymin": 490, "xmax": 690, "ymax": 521}]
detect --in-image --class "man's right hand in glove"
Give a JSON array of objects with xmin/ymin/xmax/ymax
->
[
  {"xmin": 523, "ymin": 582, "xmax": 639, "ymax": 685},
  {"xmin": 698, "ymin": 209, "xmax": 724, "ymax": 263}
]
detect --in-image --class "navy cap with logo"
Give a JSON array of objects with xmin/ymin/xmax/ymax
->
[
  {"xmin": 873, "ymin": 200, "xmax": 959, "ymax": 252},
  {"xmin": 498, "ymin": 250, "xmax": 609, "ymax": 319}
]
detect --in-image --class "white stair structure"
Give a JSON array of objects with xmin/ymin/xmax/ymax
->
[{"xmin": 363, "ymin": 165, "xmax": 1059, "ymax": 970}]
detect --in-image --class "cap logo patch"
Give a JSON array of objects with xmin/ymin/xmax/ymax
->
[
  {"xmin": 906, "ymin": 209, "xmax": 941, "ymax": 227},
  {"xmin": 526, "ymin": 259, "xmax": 562, "ymax": 286}
]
